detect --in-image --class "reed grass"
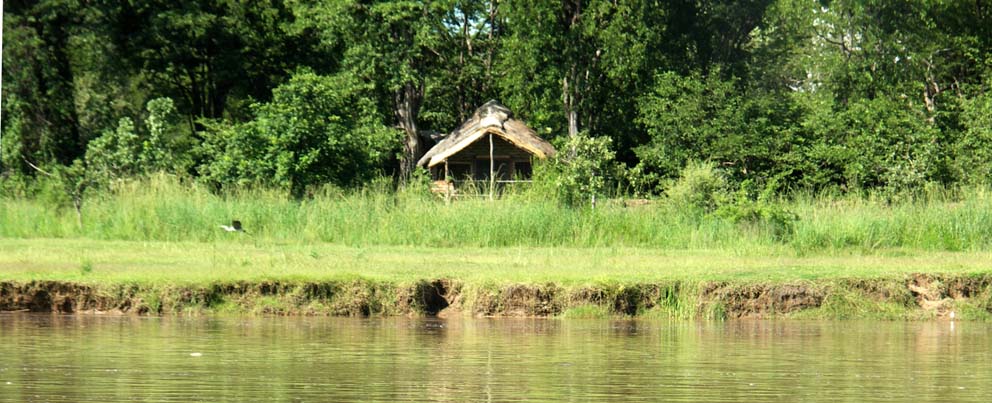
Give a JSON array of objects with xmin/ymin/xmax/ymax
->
[{"xmin": 2, "ymin": 175, "xmax": 992, "ymax": 254}]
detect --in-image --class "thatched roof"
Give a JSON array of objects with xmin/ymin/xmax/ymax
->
[{"xmin": 417, "ymin": 100, "xmax": 556, "ymax": 168}]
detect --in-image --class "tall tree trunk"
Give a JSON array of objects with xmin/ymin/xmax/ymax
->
[
  {"xmin": 396, "ymin": 82, "xmax": 423, "ymax": 183},
  {"xmin": 482, "ymin": 0, "xmax": 498, "ymax": 95},
  {"xmin": 563, "ymin": 68, "xmax": 579, "ymax": 137},
  {"xmin": 562, "ymin": 1, "xmax": 583, "ymax": 138},
  {"xmin": 567, "ymin": 108, "xmax": 579, "ymax": 137},
  {"xmin": 457, "ymin": 4, "xmax": 470, "ymax": 121}
]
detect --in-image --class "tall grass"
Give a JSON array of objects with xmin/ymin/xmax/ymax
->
[{"xmin": 2, "ymin": 175, "xmax": 992, "ymax": 253}]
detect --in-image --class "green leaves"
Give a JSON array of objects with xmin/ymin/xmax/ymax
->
[
  {"xmin": 141, "ymin": 98, "xmax": 191, "ymax": 175},
  {"xmin": 4, "ymin": 0, "xmax": 992, "ymax": 197},
  {"xmin": 537, "ymin": 133, "xmax": 618, "ymax": 206},
  {"xmin": 952, "ymin": 81, "xmax": 992, "ymax": 184},
  {"xmin": 198, "ymin": 71, "xmax": 399, "ymax": 196},
  {"xmin": 82, "ymin": 97, "xmax": 190, "ymax": 189},
  {"xmin": 635, "ymin": 70, "xmax": 786, "ymax": 183},
  {"xmin": 85, "ymin": 117, "xmax": 142, "ymax": 186},
  {"xmin": 802, "ymin": 97, "xmax": 941, "ymax": 192}
]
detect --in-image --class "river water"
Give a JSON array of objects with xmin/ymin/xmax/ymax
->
[{"xmin": 0, "ymin": 314, "xmax": 989, "ymax": 402}]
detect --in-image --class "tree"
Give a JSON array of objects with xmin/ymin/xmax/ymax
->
[
  {"xmin": 85, "ymin": 117, "xmax": 143, "ymax": 187},
  {"xmin": 636, "ymin": 69, "xmax": 803, "ymax": 186},
  {"xmin": 2, "ymin": 1, "xmax": 85, "ymax": 168},
  {"xmin": 115, "ymin": 0, "xmax": 322, "ymax": 130},
  {"xmin": 140, "ymin": 97, "xmax": 192, "ymax": 174},
  {"xmin": 419, "ymin": 0, "xmax": 503, "ymax": 130},
  {"xmin": 499, "ymin": 0, "xmax": 659, "ymax": 139},
  {"xmin": 953, "ymin": 81, "xmax": 992, "ymax": 184},
  {"xmin": 802, "ymin": 97, "xmax": 940, "ymax": 191},
  {"xmin": 293, "ymin": 1, "xmax": 453, "ymax": 182},
  {"xmin": 82, "ymin": 97, "xmax": 191, "ymax": 188},
  {"xmin": 198, "ymin": 71, "xmax": 398, "ymax": 195},
  {"xmin": 537, "ymin": 132, "xmax": 618, "ymax": 206}
]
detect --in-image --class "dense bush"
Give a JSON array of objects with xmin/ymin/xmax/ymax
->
[
  {"xmin": 197, "ymin": 71, "xmax": 399, "ymax": 196},
  {"xmin": 84, "ymin": 98, "xmax": 191, "ymax": 189},
  {"xmin": 664, "ymin": 161, "xmax": 729, "ymax": 213},
  {"xmin": 714, "ymin": 178, "xmax": 798, "ymax": 240},
  {"xmin": 534, "ymin": 133, "xmax": 619, "ymax": 206}
]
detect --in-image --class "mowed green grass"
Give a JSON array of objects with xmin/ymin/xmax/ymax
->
[{"xmin": 3, "ymin": 237, "xmax": 991, "ymax": 286}]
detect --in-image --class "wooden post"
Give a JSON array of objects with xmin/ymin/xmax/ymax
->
[
  {"xmin": 444, "ymin": 160, "xmax": 451, "ymax": 204},
  {"xmin": 489, "ymin": 132, "xmax": 495, "ymax": 201},
  {"xmin": 591, "ymin": 171, "xmax": 596, "ymax": 209}
]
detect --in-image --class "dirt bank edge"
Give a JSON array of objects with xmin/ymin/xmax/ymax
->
[{"xmin": 2, "ymin": 274, "xmax": 991, "ymax": 320}]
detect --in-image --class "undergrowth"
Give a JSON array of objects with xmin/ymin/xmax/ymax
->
[{"xmin": 2, "ymin": 174, "xmax": 992, "ymax": 254}]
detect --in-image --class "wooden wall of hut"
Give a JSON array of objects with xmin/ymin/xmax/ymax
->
[{"xmin": 431, "ymin": 134, "xmax": 535, "ymax": 181}]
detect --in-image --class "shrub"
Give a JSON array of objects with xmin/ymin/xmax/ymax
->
[
  {"xmin": 535, "ymin": 132, "xmax": 618, "ymax": 206},
  {"xmin": 85, "ymin": 117, "xmax": 142, "ymax": 187},
  {"xmin": 715, "ymin": 178, "xmax": 797, "ymax": 239},
  {"xmin": 198, "ymin": 71, "xmax": 399, "ymax": 196},
  {"xmin": 664, "ymin": 161, "xmax": 728, "ymax": 213}
]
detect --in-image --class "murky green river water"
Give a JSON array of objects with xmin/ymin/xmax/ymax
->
[{"xmin": 0, "ymin": 315, "xmax": 989, "ymax": 402}]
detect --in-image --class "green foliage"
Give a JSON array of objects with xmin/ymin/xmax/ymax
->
[
  {"xmin": 636, "ymin": 70, "xmax": 804, "ymax": 185},
  {"xmin": 4, "ymin": 0, "xmax": 992, "ymax": 196},
  {"xmin": 0, "ymin": 104, "xmax": 26, "ymax": 174},
  {"xmin": 140, "ymin": 98, "xmax": 191, "ymax": 174},
  {"xmin": 5, "ymin": 176, "xmax": 992, "ymax": 254},
  {"xmin": 954, "ymin": 82, "xmax": 992, "ymax": 184},
  {"xmin": 293, "ymin": 0, "xmax": 457, "ymax": 178},
  {"xmin": 198, "ymin": 71, "xmax": 399, "ymax": 196},
  {"xmin": 715, "ymin": 178, "xmax": 798, "ymax": 239},
  {"xmin": 80, "ymin": 259, "xmax": 94, "ymax": 275},
  {"xmin": 43, "ymin": 159, "xmax": 93, "ymax": 227},
  {"xmin": 85, "ymin": 118, "xmax": 143, "ymax": 187},
  {"xmin": 535, "ymin": 133, "xmax": 618, "ymax": 206},
  {"xmin": 803, "ymin": 97, "xmax": 941, "ymax": 192},
  {"xmin": 637, "ymin": 71, "xmax": 741, "ymax": 178},
  {"xmin": 499, "ymin": 0, "xmax": 664, "ymax": 145},
  {"xmin": 120, "ymin": 0, "xmax": 318, "ymax": 122},
  {"xmin": 399, "ymin": 168, "xmax": 434, "ymax": 199},
  {"xmin": 664, "ymin": 161, "xmax": 729, "ymax": 213},
  {"xmin": 663, "ymin": 161, "xmax": 797, "ymax": 237},
  {"xmin": 1, "ymin": 3, "xmax": 86, "ymax": 166},
  {"xmin": 78, "ymin": 97, "xmax": 189, "ymax": 190}
]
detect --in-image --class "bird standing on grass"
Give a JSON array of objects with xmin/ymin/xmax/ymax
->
[{"xmin": 220, "ymin": 220, "xmax": 244, "ymax": 233}]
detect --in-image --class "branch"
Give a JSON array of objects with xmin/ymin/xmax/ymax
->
[
  {"xmin": 816, "ymin": 32, "xmax": 851, "ymax": 57},
  {"xmin": 22, "ymin": 158, "xmax": 55, "ymax": 177}
]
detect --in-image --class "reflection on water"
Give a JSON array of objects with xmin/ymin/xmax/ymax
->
[{"xmin": 0, "ymin": 314, "xmax": 989, "ymax": 402}]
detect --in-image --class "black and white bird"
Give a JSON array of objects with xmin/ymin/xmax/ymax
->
[{"xmin": 220, "ymin": 220, "xmax": 244, "ymax": 232}]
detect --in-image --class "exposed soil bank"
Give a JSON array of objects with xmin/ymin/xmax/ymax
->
[{"xmin": 2, "ymin": 274, "xmax": 991, "ymax": 320}]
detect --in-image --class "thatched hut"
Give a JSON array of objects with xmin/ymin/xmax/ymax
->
[{"xmin": 417, "ymin": 100, "xmax": 555, "ymax": 188}]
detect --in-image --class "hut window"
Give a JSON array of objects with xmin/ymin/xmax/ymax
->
[
  {"xmin": 514, "ymin": 161, "xmax": 533, "ymax": 179},
  {"xmin": 474, "ymin": 158, "xmax": 510, "ymax": 180},
  {"xmin": 448, "ymin": 162, "xmax": 471, "ymax": 180}
]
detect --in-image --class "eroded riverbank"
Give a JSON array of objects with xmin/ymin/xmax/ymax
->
[{"xmin": 3, "ymin": 273, "xmax": 991, "ymax": 320}]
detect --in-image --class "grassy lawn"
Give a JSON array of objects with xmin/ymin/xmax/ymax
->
[{"xmin": 3, "ymin": 237, "xmax": 991, "ymax": 286}]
